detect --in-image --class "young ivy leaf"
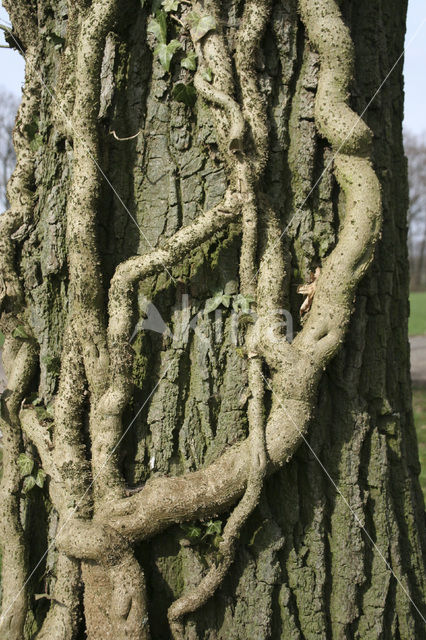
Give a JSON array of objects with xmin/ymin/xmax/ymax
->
[
  {"xmin": 17, "ymin": 453, "xmax": 34, "ymax": 477},
  {"xmin": 205, "ymin": 293, "xmax": 232, "ymax": 314},
  {"xmin": 147, "ymin": 11, "xmax": 167, "ymax": 44},
  {"xmin": 12, "ymin": 325, "xmax": 31, "ymax": 340},
  {"xmin": 187, "ymin": 12, "xmax": 216, "ymax": 42},
  {"xmin": 30, "ymin": 134, "xmax": 44, "ymax": 152},
  {"xmin": 23, "ymin": 475, "xmax": 36, "ymax": 493},
  {"xmin": 205, "ymin": 293, "xmax": 224, "ymax": 314},
  {"xmin": 23, "ymin": 118, "xmax": 39, "ymax": 141},
  {"xmin": 35, "ymin": 468, "xmax": 47, "ymax": 488},
  {"xmin": 155, "ymin": 39, "xmax": 182, "ymax": 72},
  {"xmin": 181, "ymin": 50, "xmax": 197, "ymax": 71},
  {"xmin": 201, "ymin": 67, "xmax": 213, "ymax": 83},
  {"xmin": 203, "ymin": 520, "xmax": 222, "ymax": 537},
  {"xmin": 162, "ymin": 0, "xmax": 179, "ymax": 11},
  {"xmin": 181, "ymin": 523, "xmax": 202, "ymax": 541},
  {"xmin": 172, "ymin": 82, "xmax": 197, "ymax": 108},
  {"xmin": 232, "ymin": 294, "xmax": 255, "ymax": 314}
]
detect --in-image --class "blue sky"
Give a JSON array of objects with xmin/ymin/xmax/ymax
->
[{"xmin": 0, "ymin": 1, "xmax": 425, "ymax": 134}]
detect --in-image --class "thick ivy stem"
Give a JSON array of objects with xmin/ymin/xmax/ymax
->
[
  {"xmin": 34, "ymin": 554, "xmax": 81, "ymax": 640},
  {"xmin": 0, "ymin": 342, "xmax": 37, "ymax": 640},
  {"xmin": 1, "ymin": 0, "xmax": 387, "ymax": 636},
  {"xmin": 96, "ymin": 0, "xmax": 382, "ymax": 560},
  {"xmin": 0, "ymin": 48, "xmax": 39, "ymax": 640}
]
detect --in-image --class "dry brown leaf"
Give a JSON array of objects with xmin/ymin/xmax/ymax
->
[{"xmin": 297, "ymin": 267, "xmax": 321, "ymax": 315}]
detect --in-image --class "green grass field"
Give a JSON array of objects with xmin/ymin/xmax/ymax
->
[
  {"xmin": 413, "ymin": 388, "xmax": 426, "ymax": 499},
  {"xmin": 409, "ymin": 292, "xmax": 426, "ymax": 336}
]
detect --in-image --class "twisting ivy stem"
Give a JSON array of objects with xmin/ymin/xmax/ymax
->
[
  {"xmin": 0, "ymin": 0, "xmax": 383, "ymax": 637},
  {"xmin": 0, "ymin": 47, "xmax": 39, "ymax": 640}
]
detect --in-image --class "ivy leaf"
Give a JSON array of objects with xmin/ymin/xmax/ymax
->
[
  {"xmin": 181, "ymin": 523, "xmax": 202, "ymax": 541},
  {"xmin": 12, "ymin": 325, "xmax": 31, "ymax": 340},
  {"xmin": 187, "ymin": 12, "xmax": 216, "ymax": 42},
  {"xmin": 30, "ymin": 134, "xmax": 44, "ymax": 152},
  {"xmin": 203, "ymin": 520, "xmax": 222, "ymax": 537},
  {"xmin": 205, "ymin": 293, "xmax": 224, "ymax": 314},
  {"xmin": 147, "ymin": 11, "xmax": 167, "ymax": 44},
  {"xmin": 181, "ymin": 50, "xmax": 197, "ymax": 71},
  {"xmin": 201, "ymin": 67, "xmax": 213, "ymax": 83},
  {"xmin": 17, "ymin": 453, "xmax": 34, "ymax": 477},
  {"xmin": 46, "ymin": 404, "xmax": 55, "ymax": 419},
  {"xmin": 172, "ymin": 82, "xmax": 197, "ymax": 108},
  {"xmin": 162, "ymin": 0, "xmax": 179, "ymax": 11},
  {"xmin": 155, "ymin": 39, "xmax": 182, "ymax": 71},
  {"xmin": 0, "ymin": 330, "xmax": 5, "ymax": 348},
  {"xmin": 22, "ymin": 475, "xmax": 36, "ymax": 493},
  {"xmin": 35, "ymin": 468, "xmax": 47, "ymax": 488},
  {"xmin": 35, "ymin": 406, "xmax": 53, "ymax": 422},
  {"xmin": 23, "ymin": 118, "xmax": 39, "ymax": 141},
  {"xmin": 212, "ymin": 534, "xmax": 223, "ymax": 548},
  {"xmin": 232, "ymin": 294, "xmax": 255, "ymax": 314}
]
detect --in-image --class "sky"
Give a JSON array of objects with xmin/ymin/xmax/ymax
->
[{"xmin": 0, "ymin": 1, "xmax": 425, "ymax": 134}]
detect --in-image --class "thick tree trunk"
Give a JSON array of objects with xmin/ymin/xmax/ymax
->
[{"xmin": 0, "ymin": 1, "xmax": 425, "ymax": 639}]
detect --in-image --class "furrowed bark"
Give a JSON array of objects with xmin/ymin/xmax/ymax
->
[{"xmin": 1, "ymin": 0, "xmax": 424, "ymax": 637}]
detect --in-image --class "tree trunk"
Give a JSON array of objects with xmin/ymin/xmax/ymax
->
[{"xmin": 0, "ymin": 1, "xmax": 425, "ymax": 639}]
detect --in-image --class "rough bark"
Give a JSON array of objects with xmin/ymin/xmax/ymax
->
[{"xmin": 0, "ymin": 1, "xmax": 425, "ymax": 639}]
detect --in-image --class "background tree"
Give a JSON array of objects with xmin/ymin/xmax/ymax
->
[
  {"xmin": 0, "ymin": 89, "xmax": 18, "ymax": 210},
  {"xmin": 0, "ymin": 1, "xmax": 425, "ymax": 639},
  {"xmin": 405, "ymin": 131, "xmax": 426, "ymax": 289}
]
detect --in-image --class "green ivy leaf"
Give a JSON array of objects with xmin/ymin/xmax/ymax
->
[
  {"xmin": 181, "ymin": 50, "xmax": 197, "ymax": 71},
  {"xmin": 12, "ymin": 325, "xmax": 31, "ymax": 340},
  {"xmin": 205, "ymin": 293, "xmax": 231, "ymax": 314},
  {"xmin": 172, "ymin": 82, "xmax": 197, "ymax": 108},
  {"xmin": 147, "ymin": 12, "xmax": 167, "ymax": 44},
  {"xmin": 162, "ymin": 0, "xmax": 179, "ymax": 11},
  {"xmin": 211, "ymin": 534, "xmax": 223, "ymax": 548},
  {"xmin": 181, "ymin": 523, "xmax": 202, "ymax": 541},
  {"xmin": 35, "ymin": 468, "xmax": 47, "ymax": 488},
  {"xmin": 23, "ymin": 118, "xmax": 39, "ymax": 141},
  {"xmin": 0, "ymin": 330, "xmax": 5, "ymax": 348},
  {"xmin": 187, "ymin": 12, "xmax": 216, "ymax": 42},
  {"xmin": 30, "ymin": 133, "xmax": 44, "ymax": 152},
  {"xmin": 155, "ymin": 39, "xmax": 182, "ymax": 71},
  {"xmin": 35, "ymin": 406, "xmax": 53, "ymax": 422},
  {"xmin": 46, "ymin": 404, "xmax": 55, "ymax": 419},
  {"xmin": 205, "ymin": 293, "xmax": 224, "ymax": 314},
  {"xmin": 22, "ymin": 475, "xmax": 36, "ymax": 493},
  {"xmin": 203, "ymin": 520, "xmax": 223, "ymax": 537},
  {"xmin": 232, "ymin": 294, "xmax": 255, "ymax": 314},
  {"xmin": 201, "ymin": 67, "xmax": 213, "ymax": 83},
  {"xmin": 17, "ymin": 453, "xmax": 34, "ymax": 477}
]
